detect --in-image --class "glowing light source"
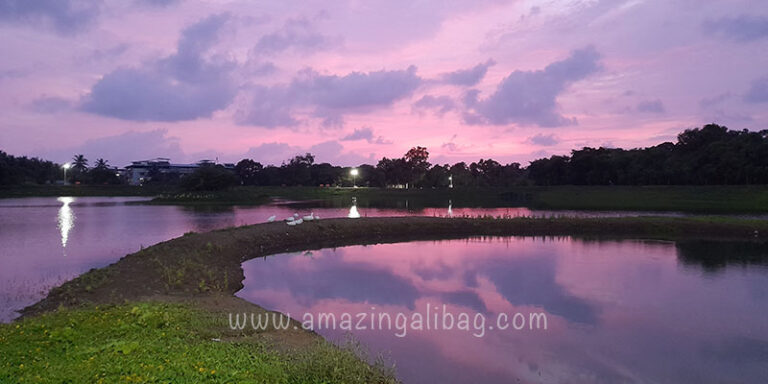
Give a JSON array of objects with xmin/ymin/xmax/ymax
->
[
  {"xmin": 350, "ymin": 168, "xmax": 359, "ymax": 188},
  {"xmin": 62, "ymin": 163, "xmax": 71, "ymax": 185}
]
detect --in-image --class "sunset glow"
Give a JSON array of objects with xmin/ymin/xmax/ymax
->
[{"xmin": 1, "ymin": 1, "xmax": 767, "ymax": 166}]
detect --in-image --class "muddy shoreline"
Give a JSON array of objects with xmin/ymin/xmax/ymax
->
[{"xmin": 20, "ymin": 216, "xmax": 768, "ymax": 319}]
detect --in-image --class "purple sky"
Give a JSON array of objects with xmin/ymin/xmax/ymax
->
[{"xmin": 1, "ymin": 0, "xmax": 767, "ymax": 167}]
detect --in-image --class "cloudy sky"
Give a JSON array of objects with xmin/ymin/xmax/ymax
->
[{"xmin": 1, "ymin": 0, "xmax": 767, "ymax": 167}]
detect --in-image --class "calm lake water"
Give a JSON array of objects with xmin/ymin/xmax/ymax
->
[
  {"xmin": 0, "ymin": 195, "xmax": 764, "ymax": 326},
  {"xmin": 237, "ymin": 238, "xmax": 768, "ymax": 384}
]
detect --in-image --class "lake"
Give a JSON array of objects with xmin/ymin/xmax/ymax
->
[
  {"xmin": 237, "ymin": 237, "xmax": 768, "ymax": 384},
  {"xmin": 0, "ymin": 195, "xmax": 764, "ymax": 324}
]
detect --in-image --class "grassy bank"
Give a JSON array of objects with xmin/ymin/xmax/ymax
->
[
  {"xmin": 23, "ymin": 216, "xmax": 768, "ymax": 318},
  {"xmin": 525, "ymin": 185, "xmax": 768, "ymax": 213},
  {"xmin": 149, "ymin": 189, "xmax": 272, "ymax": 205},
  {"xmin": 5, "ymin": 184, "xmax": 768, "ymax": 213},
  {"xmin": 0, "ymin": 301, "xmax": 395, "ymax": 383},
  {"xmin": 0, "ymin": 184, "xmax": 177, "ymax": 198},
  {"xmin": 152, "ymin": 185, "xmax": 768, "ymax": 213}
]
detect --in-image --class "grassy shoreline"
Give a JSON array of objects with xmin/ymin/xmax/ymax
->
[
  {"xmin": 22, "ymin": 215, "xmax": 768, "ymax": 317},
  {"xmin": 0, "ymin": 184, "xmax": 177, "ymax": 198},
  {"xmin": 1, "ymin": 299, "xmax": 396, "ymax": 383},
  {"xmin": 4, "ymin": 184, "xmax": 768, "ymax": 213}
]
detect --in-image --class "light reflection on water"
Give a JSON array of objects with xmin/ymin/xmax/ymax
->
[
  {"xmin": 237, "ymin": 238, "xmax": 768, "ymax": 384},
  {"xmin": 56, "ymin": 197, "xmax": 75, "ymax": 249},
  {"xmin": 1, "ymin": 195, "xmax": 767, "ymax": 324},
  {"xmin": 348, "ymin": 197, "xmax": 361, "ymax": 218}
]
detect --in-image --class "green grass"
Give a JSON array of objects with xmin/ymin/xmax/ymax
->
[
  {"xmin": 5, "ymin": 184, "xmax": 768, "ymax": 213},
  {"xmin": 527, "ymin": 185, "xmax": 768, "ymax": 213},
  {"xmin": 0, "ymin": 184, "xmax": 177, "ymax": 198},
  {"xmin": 159, "ymin": 185, "xmax": 768, "ymax": 213},
  {"xmin": 0, "ymin": 302, "xmax": 396, "ymax": 384}
]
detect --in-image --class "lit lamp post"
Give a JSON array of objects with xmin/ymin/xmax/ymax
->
[
  {"xmin": 448, "ymin": 174, "xmax": 453, "ymax": 189},
  {"xmin": 62, "ymin": 163, "xmax": 71, "ymax": 185},
  {"xmin": 350, "ymin": 168, "xmax": 359, "ymax": 188}
]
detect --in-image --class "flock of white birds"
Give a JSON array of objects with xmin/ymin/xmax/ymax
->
[{"xmin": 266, "ymin": 213, "xmax": 320, "ymax": 226}]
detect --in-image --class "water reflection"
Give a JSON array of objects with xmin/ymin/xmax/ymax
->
[
  {"xmin": 56, "ymin": 197, "xmax": 75, "ymax": 249},
  {"xmin": 348, "ymin": 197, "xmax": 361, "ymax": 218},
  {"xmin": 4, "ymin": 195, "xmax": 768, "ymax": 324},
  {"xmin": 676, "ymin": 240, "xmax": 768, "ymax": 272},
  {"xmin": 238, "ymin": 238, "xmax": 768, "ymax": 384}
]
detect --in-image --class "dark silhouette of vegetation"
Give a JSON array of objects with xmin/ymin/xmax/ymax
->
[
  {"xmin": 677, "ymin": 240, "xmax": 768, "ymax": 272},
  {"xmin": 181, "ymin": 164, "xmax": 238, "ymax": 191},
  {"xmin": 0, "ymin": 150, "xmax": 60, "ymax": 186},
  {"xmin": 528, "ymin": 124, "xmax": 768, "ymax": 185},
  {"xmin": 232, "ymin": 146, "xmax": 526, "ymax": 188},
  {"xmin": 89, "ymin": 158, "xmax": 120, "ymax": 184},
  {"xmin": 71, "ymin": 154, "xmax": 88, "ymax": 172},
  {"xmin": 3, "ymin": 124, "xmax": 768, "ymax": 189}
]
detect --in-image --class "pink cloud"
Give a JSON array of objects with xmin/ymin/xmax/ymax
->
[{"xmin": 1, "ymin": 0, "xmax": 767, "ymax": 165}]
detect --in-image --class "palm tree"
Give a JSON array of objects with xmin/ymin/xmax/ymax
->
[
  {"xmin": 72, "ymin": 154, "xmax": 88, "ymax": 173},
  {"xmin": 94, "ymin": 158, "xmax": 108, "ymax": 170}
]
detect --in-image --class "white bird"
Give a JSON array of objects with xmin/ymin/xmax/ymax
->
[
  {"xmin": 294, "ymin": 213, "xmax": 299, "ymax": 218},
  {"xmin": 303, "ymin": 213, "xmax": 314, "ymax": 221},
  {"xmin": 285, "ymin": 216, "xmax": 295, "ymax": 222},
  {"xmin": 294, "ymin": 218, "xmax": 304, "ymax": 225},
  {"xmin": 267, "ymin": 215, "xmax": 276, "ymax": 222},
  {"xmin": 314, "ymin": 215, "xmax": 320, "ymax": 220},
  {"xmin": 286, "ymin": 220, "xmax": 297, "ymax": 226}
]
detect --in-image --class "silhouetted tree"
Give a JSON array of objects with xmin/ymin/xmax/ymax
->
[
  {"xmin": 182, "ymin": 165, "xmax": 238, "ymax": 191},
  {"xmin": 449, "ymin": 162, "xmax": 473, "ymax": 187},
  {"xmin": 72, "ymin": 154, "xmax": 88, "ymax": 172},
  {"xmin": 0, "ymin": 150, "xmax": 59, "ymax": 185},
  {"xmin": 282, "ymin": 153, "xmax": 315, "ymax": 185},
  {"xmin": 525, "ymin": 124, "xmax": 768, "ymax": 185},
  {"xmin": 235, "ymin": 159, "xmax": 263, "ymax": 185},
  {"xmin": 88, "ymin": 158, "xmax": 119, "ymax": 184},
  {"xmin": 404, "ymin": 146, "xmax": 430, "ymax": 187}
]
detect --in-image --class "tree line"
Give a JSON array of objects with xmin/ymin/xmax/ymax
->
[
  {"xmin": 0, "ymin": 150, "xmax": 60, "ymax": 186},
  {"xmin": 0, "ymin": 152, "xmax": 121, "ymax": 186},
  {"xmin": 231, "ymin": 146, "xmax": 527, "ymax": 189},
  {"xmin": 2, "ymin": 124, "xmax": 767, "ymax": 188},
  {"xmin": 528, "ymin": 124, "xmax": 768, "ymax": 185}
]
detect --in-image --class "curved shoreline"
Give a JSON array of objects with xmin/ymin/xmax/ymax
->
[{"xmin": 21, "ymin": 215, "xmax": 768, "ymax": 318}]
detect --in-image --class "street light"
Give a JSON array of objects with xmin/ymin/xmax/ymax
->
[
  {"xmin": 448, "ymin": 174, "xmax": 453, "ymax": 189},
  {"xmin": 62, "ymin": 163, "xmax": 71, "ymax": 185},
  {"xmin": 350, "ymin": 168, "xmax": 359, "ymax": 188}
]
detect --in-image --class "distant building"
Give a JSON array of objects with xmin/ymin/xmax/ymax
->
[{"xmin": 125, "ymin": 158, "xmax": 195, "ymax": 185}]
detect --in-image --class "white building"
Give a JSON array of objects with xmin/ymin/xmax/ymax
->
[
  {"xmin": 125, "ymin": 158, "xmax": 200, "ymax": 185},
  {"xmin": 125, "ymin": 158, "xmax": 236, "ymax": 185}
]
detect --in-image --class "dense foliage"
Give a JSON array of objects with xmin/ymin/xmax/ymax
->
[
  {"xmin": 529, "ymin": 124, "xmax": 768, "ymax": 185},
  {"xmin": 0, "ymin": 150, "xmax": 60, "ymax": 186},
  {"xmin": 234, "ymin": 150, "xmax": 527, "ymax": 188},
  {"xmin": 182, "ymin": 164, "xmax": 239, "ymax": 191},
  {"xmin": 3, "ymin": 124, "xmax": 767, "ymax": 188}
]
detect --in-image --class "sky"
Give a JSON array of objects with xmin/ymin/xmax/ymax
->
[{"xmin": 1, "ymin": 0, "xmax": 767, "ymax": 167}]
